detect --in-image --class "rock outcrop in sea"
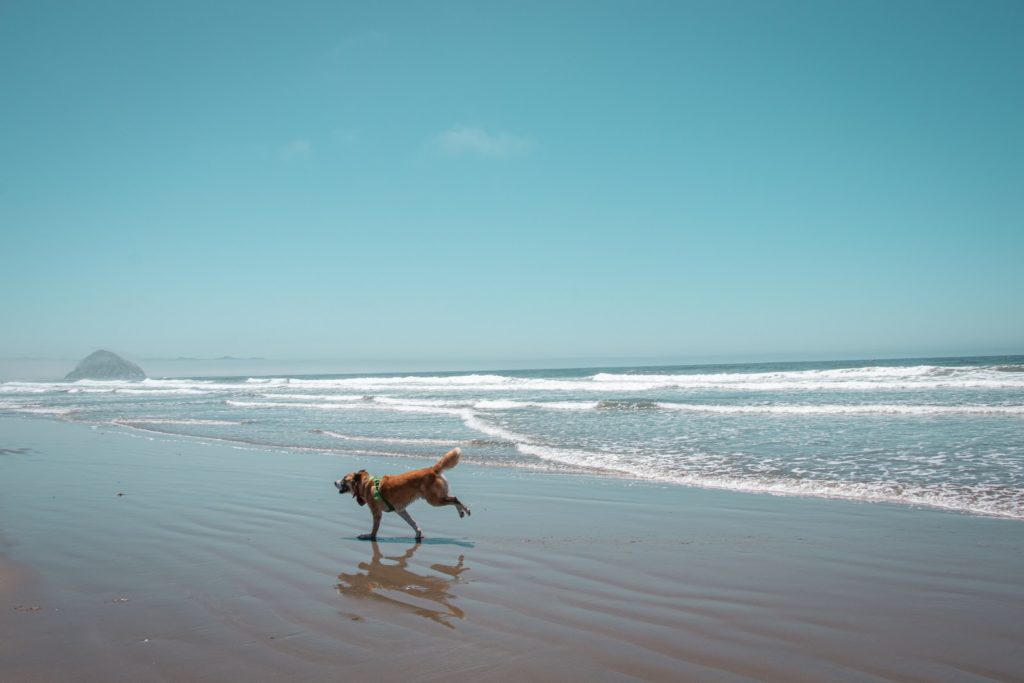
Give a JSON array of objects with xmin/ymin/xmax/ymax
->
[{"xmin": 65, "ymin": 350, "xmax": 146, "ymax": 381}]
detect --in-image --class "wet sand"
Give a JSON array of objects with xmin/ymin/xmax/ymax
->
[{"xmin": 2, "ymin": 416, "xmax": 1023, "ymax": 682}]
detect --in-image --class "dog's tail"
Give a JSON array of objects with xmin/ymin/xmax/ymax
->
[{"xmin": 432, "ymin": 447, "xmax": 461, "ymax": 473}]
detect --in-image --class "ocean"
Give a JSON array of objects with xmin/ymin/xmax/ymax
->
[{"xmin": 2, "ymin": 356, "xmax": 1022, "ymax": 519}]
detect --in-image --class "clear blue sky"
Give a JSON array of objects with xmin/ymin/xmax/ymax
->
[{"xmin": 2, "ymin": 1, "xmax": 1022, "ymax": 365}]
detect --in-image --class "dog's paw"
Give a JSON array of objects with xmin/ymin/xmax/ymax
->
[{"xmin": 357, "ymin": 533, "xmax": 377, "ymax": 541}]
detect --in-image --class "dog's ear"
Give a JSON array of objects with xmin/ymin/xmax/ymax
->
[{"xmin": 351, "ymin": 472, "xmax": 367, "ymax": 505}]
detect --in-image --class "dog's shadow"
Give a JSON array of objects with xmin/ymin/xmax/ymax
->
[{"xmin": 336, "ymin": 541, "xmax": 470, "ymax": 628}]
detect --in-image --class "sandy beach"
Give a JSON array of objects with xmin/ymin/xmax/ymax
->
[{"xmin": 2, "ymin": 415, "xmax": 1023, "ymax": 682}]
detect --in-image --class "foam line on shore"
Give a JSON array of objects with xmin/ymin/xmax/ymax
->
[{"xmin": 515, "ymin": 441, "xmax": 1024, "ymax": 520}]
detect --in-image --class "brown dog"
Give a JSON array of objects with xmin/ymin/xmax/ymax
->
[{"xmin": 334, "ymin": 448, "xmax": 471, "ymax": 541}]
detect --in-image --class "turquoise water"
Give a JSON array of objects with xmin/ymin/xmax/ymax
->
[{"xmin": 2, "ymin": 356, "xmax": 1023, "ymax": 518}]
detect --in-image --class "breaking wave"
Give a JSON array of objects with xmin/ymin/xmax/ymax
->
[
  {"xmin": 226, "ymin": 397, "xmax": 1024, "ymax": 417},
  {"xmin": 4, "ymin": 363, "xmax": 1024, "ymax": 397},
  {"xmin": 654, "ymin": 403, "xmax": 1024, "ymax": 416},
  {"xmin": 313, "ymin": 429, "xmax": 480, "ymax": 447}
]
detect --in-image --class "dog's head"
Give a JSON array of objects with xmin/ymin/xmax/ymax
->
[{"xmin": 334, "ymin": 470, "xmax": 369, "ymax": 506}]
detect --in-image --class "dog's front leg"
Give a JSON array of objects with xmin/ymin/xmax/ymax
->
[
  {"xmin": 397, "ymin": 509, "xmax": 423, "ymax": 541},
  {"xmin": 358, "ymin": 509, "xmax": 382, "ymax": 541}
]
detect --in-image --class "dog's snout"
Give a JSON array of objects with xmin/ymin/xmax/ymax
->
[{"xmin": 335, "ymin": 479, "xmax": 348, "ymax": 493}]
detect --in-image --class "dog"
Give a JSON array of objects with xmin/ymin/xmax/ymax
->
[{"xmin": 334, "ymin": 447, "xmax": 471, "ymax": 541}]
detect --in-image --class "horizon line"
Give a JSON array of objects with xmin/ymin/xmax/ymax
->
[{"xmin": 2, "ymin": 350, "xmax": 1021, "ymax": 374}]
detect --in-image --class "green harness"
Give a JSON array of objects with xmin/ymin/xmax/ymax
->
[{"xmin": 370, "ymin": 476, "xmax": 395, "ymax": 512}]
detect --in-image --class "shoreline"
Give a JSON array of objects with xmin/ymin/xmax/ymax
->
[
  {"xmin": 2, "ymin": 415, "xmax": 1024, "ymax": 681},
  {"xmin": 54, "ymin": 413, "xmax": 1024, "ymax": 522}
]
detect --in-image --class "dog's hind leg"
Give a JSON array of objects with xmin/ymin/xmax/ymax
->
[
  {"xmin": 427, "ymin": 494, "xmax": 471, "ymax": 518},
  {"xmin": 425, "ymin": 476, "xmax": 471, "ymax": 518},
  {"xmin": 397, "ymin": 509, "xmax": 423, "ymax": 541},
  {"xmin": 447, "ymin": 496, "xmax": 471, "ymax": 518}
]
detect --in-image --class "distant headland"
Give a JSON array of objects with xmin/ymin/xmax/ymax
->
[{"xmin": 65, "ymin": 350, "xmax": 146, "ymax": 381}]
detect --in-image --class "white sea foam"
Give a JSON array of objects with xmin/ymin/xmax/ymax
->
[
  {"xmin": 225, "ymin": 399, "xmax": 468, "ymax": 418},
  {"xmin": 0, "ymin": 383, "xmax": 62, "ymax": 394},
  {"xmin": 513, "ymin": 442, "xmax": 1024, "ymax": 519},
  {"xmin": 258, "ymin": 393, "xmax": 368, "ymax": 402},
  {"xmin": 459, "ymin": 411, "xmax": 530, "ymax": 445},
  {"xmin": 245, "ymin": 377, "xmax": 290, "ymax": 386},
  {"xmin": 224, "ymin": 397, "xmax": 547, "ymax": 448},
  {"xmin": 256, "ymin": 374, "xmax": 588, "ymax": 392},
  {"xmin": 71, "ymin": 387, "xmax": 212, "ymax": 395},
  {"xmin": 668, "ymin": 473, "xmax": 1024, "ymax": 519},
  {"xmin": 654, "ymin": 403, "xmax": 1024, "ymax": 416},
  {"xmin": 256, "ymin": 374, "xmax": 510, "ymax": 388},
  {"xmin": 73, "ymin": 379, "xmax": 201, "ymax": 388},
  {"xmin": 229, "ymin": 398, "xmax": 548, "ymax": 445},
  {"xmin": 243, "ymin": 365, "xmax": 1024, "ymax": 393},
  {"xmin": 4, "ymin": 363, "xmax": 1023, "ymax": 397},
  {"xmin": 473, "ymin": 399, "xmax": 600, "ymax": 411},
  {"xmin": 0, "ymin": 378, "xmax": 236, "ymax": 395},
  {"xmin": 315, "ymin": 429, "xmax": 457, "ymax": 446},
  {"xmin": 589, "ymin": 365, "xmax": 1024, "ymax": 392},
  {"xmin": 224, "ymin": 394, "xmax": 1024, "ymax": 422},
  {"xmin": 253, "ymin": 396, "xmax": 604, "ymax": 412},
  {"xmin": 255, "ymin": 394, "xmax": 1024, "ymax": 416},
  {"xmin": 226, "ymin": 400, "xmax": 350, "ymax": 411},
  {"xmin": 374, "ymin": 396, "xmax": 464, "ymax": 408},
  {"xmin": 114, "ymin": 418, "xmax": 244, "ymax": 426},
  {"xmin": 4, "ymin": 405, "xmax": 76, "ymax": 415}
]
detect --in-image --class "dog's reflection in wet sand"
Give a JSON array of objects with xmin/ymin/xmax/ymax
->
[{"xmin": 336, "ymin": 541, "xmax": 469, "ymax": 628}]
